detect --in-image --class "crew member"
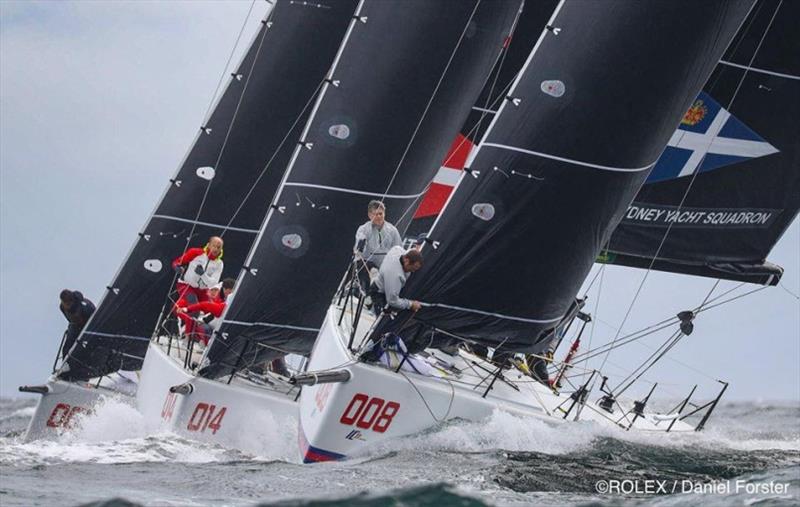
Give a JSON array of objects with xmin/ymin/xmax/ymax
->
[
  {"xmin": 370, "ymin": 246, "xmax": 423, "ymax": 316},
  {"xmin": 354, "ymin": 200, "xmax": 402, "ymax": 291},
  {"xmin": 176, "ymin": 277, "xmax": 236, "ymax": 345},
  {"xmin": 172, "ymin": 236, "xmax": 224, "ymax": 308},
  {"xmin": 59, "ymin": 289, "xmax": 96, "ymax": 359}
]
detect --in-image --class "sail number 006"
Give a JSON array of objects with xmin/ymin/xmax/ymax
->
[{"xmin": 339, "ymin": 393, "xmax": 399, "ymax": 433}]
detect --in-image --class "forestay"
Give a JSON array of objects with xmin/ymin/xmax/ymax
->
[
  {"xmin": 201, "ymin": 0, "xmax": 524, "ymax": 379},
  {"xmin": 384, "ymin": 0, "xmax": 755, "ymax": 353},
  {"xmin": 60, "ymin": 0, "xmax": 357, "ymax": 381}
]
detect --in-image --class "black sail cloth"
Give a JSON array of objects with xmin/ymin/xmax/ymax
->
[
  {"xmin": 604, "ymin": 0, "xmax": 799, "ymax": 286},
  {"xmin": 201, "ymin": 0, "xmax": 524, "ymax": 379},
  {"xmin": 59, "ymin": 0, "xmax": 358, "ymax": 381},
  {"xmin": 381, "ymin": 0, "xmax": 755, "ymax": 353},
  {"xmin": 403, "ymin": 0, "xmax": 560, "ymax": 238}
]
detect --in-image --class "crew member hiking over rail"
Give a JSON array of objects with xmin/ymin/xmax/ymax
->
[
  {"xmin": 172, "ymin": 236, "xmax": 224, "ymax": 308},
  {"xmin": 369, "ymin": 246, "xmax": 423, "ymax": 316}
]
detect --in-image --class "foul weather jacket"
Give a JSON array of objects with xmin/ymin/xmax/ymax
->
[{"xmin": 172, "ymin": 247, "xmax": 223, "ymax": 290}]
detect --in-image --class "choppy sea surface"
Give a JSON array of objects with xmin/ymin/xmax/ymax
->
[{"xmin": 1, "ymin": 396, "xmax": 798, "ymax": 506}]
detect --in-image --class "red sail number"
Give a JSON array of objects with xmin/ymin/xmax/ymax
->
[
  {"xmin": 186, "ymin": 402, "xmax": 227, "ymax": 435},
  {"xmin": 161, "ymin": 392, "xmax": 177, "ymax": 421},
  {"xmin": 339, "ymin": 393, "xmax": 399, "ymax": 433},
  {"xmin": 46, "ymin": 403, "xmax": 85, "ymax": 429}
]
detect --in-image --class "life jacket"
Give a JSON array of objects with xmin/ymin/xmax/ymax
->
[{"xmin": 178, "ymin": 246, "xmax": 224, "ymax": 289}]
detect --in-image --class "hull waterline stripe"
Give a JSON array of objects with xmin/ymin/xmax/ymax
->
[
  {"xmin": 423, "ymin": 302, "xmax": 564, "ymax": 324},
  {"xmin": 718, "ymin": 60, "xmax": 800, "ymax": 80},
  {"xmin": 283, "ymin": 182, "xmax": 427, "ymax": 200},
  {"xmin": 299, "ymin": 425, "xmax": 346, "ymax": 463},
  {"xmin": 481, "ymin": 143, "xmax": 655, "ymax": 172},
  {"xmin": 224, "ymin": 319, "xmax": 319, "ymax": 333},
  {"xmin": 152, "ymin": 214, "xmax": 259, "ymax": 234},
  {"xmin": 83, "ymin": 331, "xmax": 151, "ymax": 342}
]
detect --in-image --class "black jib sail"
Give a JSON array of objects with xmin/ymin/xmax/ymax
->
[
  {"xmin": 383, "ymin": 0, "xmax": 755, "ymax": 353},
  {"xmin": 201, "ymin": 0, "xmax": 524, "ymax": 379},
  {"xmin": 404, "ymin": 0, "xmax": 559, "ymax": 238},
  {"xmin": 602, "ymin": 0, "xmax": 799, "ymax": 286},
  {"xmin": 59, "ymin": 1, "xmax": 357, "ymax": 381}
]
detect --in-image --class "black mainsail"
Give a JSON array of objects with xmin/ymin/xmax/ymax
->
[
  {"xmin": 603, "ymin": 0, "xmax": 799, "ymax": 286},
  {"xmin": 405, "ymin": 0, "xmax": 560, "ymax": 238},
  {"xmin": 201, "ymin": 0, "xmax": 524, "ymax": 379},
  {"xmin": 59, "ymin": 1, "xmax": 357, "ymax": 381},
  {"xmin": 384, "ymin": 0, "xmax": 755, "ymax": 353}
]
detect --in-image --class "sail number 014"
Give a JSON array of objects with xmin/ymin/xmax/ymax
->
[{"xmin": 339, "ymin": 393, "xmax": 399, "ymax": 433}]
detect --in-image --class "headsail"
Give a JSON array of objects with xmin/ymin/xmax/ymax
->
[
  {"xmin": 200, "ymin": 0, "xmax": 524, "ymax": 379},
  {"xmin": 603, "ymin": 0, "xmax": 799, "ymax": 286},
  {"xmin": 59, "ymin": 0, "xmax": 357, "ymax": 381},
  {"xmin": 385, "ymin": 0, "xmax": 754, "ymax": 352}
]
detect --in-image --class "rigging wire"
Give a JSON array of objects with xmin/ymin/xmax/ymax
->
[
  {"xmin": 63, "ymin": 2, "xmax": 266, "ymax": 371},
  {"xmin": 200, "ymin": 0, "xmax": 259, "ymax": 126},
  {"xmin": 597, "ymin": 2, "xmax": 778, "ymax": 372},
  {"xmin": 380, "ymin": 0, "xmax": 483, "ymax": 201},
  {"xmin": 182, "ymin": 8, "xmax": 275, "ymax": 253},
  {"xmin": 219, "ymin": 79, "xmax": 326, "ymax": 234}
]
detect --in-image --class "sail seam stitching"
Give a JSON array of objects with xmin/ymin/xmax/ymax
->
[
  {"xmin": 718, "ymin": 59, "xmax": 799, "ymax": 80},
  {"xmin": 422, "ymin": 302, "xmax": 564, "ymax": 324},
  {"xmin": 152, "ymin": 214, "xmax": 259, "ymax": 233},
  {"xmin": 481, "ymin": 143, "xmax": 655, "ymax": 172},
  {"xmin": 283, "ymin": 182, "xmax": 427, "ymax": 199}
]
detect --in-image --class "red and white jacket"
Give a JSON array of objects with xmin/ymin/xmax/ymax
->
[
  {"xmin": 185, "ymin": 300, "xmax": 226, "ymax": 331},
  {"xmin": 172, "ymin": 247, "xmax": 223, "ymax": 289}
]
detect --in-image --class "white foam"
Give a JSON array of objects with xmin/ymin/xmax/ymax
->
[
  {"xmin": 0, "ymin": 406, "xmax": 36, "ymax": 422},
  {"xmin": 353, "ymin": 405, "xmax": 800, "ymax": 460}
]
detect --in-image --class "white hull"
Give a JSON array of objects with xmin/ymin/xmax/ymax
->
[
  {"xmin": 136, "ymin": 339, "xmax": 299, "ymax": 452},
  {"xmin": 22, "ymin": 377, "xmax": 135, "ymax": 441},
  {"xmin": 299, "ymin": 306, "xmax": 694, "ymax": 462}
]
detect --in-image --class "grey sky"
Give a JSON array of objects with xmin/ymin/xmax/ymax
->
[{"xmin": 1, "ymin": 1, "xmax": 798, "ymax": 402}]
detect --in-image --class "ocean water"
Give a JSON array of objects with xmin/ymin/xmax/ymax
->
[{"xmin": 0, "ymin": 397, "xmax": 798, "ymax": 506}]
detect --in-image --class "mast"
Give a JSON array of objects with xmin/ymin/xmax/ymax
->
[
  {"xmin": 59, "ymin": 0, "xmax": 357, "ymax": 381},
  {"xmin": 381, "ymin": 0, "xmax": 755, "ymax": 354},
  {"xmin": 201, "ymin": 0, "xmax": 525, "ymax": 379}
]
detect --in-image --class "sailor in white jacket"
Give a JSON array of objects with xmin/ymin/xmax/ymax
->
[{"xmin": 371, "ymin": 246, "xmax": 423, "ymax": 315}]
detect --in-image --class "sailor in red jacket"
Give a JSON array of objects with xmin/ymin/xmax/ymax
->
[
  {"xmin": 172, "ymin": 236, "xmax": 224, "ymax": 308},
  {"xmin": 177, "ymin": 278, "xmax": 235, "ymax": 344}
]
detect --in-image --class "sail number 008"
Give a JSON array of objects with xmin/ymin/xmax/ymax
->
[{"xmin": 339, "ymin": 393, "xmax": 399, "ymax": 433}]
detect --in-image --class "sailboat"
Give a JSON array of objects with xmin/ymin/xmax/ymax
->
[
  {"xmin": 297, "ymin": 0, "xmax": 768, "ymax": 462},
  {"xmin": 19, "ymin": 0, "xmax": 355, "ymax": 439},
  {"xmin": 135, "ymin": 0, "xmax": 525, "ymax": 449}
]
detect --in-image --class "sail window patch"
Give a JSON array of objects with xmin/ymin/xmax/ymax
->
[
  {"xmin": 471, "ymin": 203, "xmax": 495, "ymax": 221},
  {"xmin": 196, "ymin": 166, "xmax": 216, "ymax": 180},
  {"xmin": 540, "ymin": 80, "xmax": 565, "ymax": 97},
  {"xmin": 144, "ymin": 260, "xmax": 163, "ymax": 273},
  {"xmin": 328, "ymin": 124, "xmax": 351, "ymax": 140},
  {"xmin": 282, "ymin": 234, "xmax": 302, "ymax": 250},
  {"xmin": 273, "ymin": 225, "xmax": 310, "ymax": 258}
]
